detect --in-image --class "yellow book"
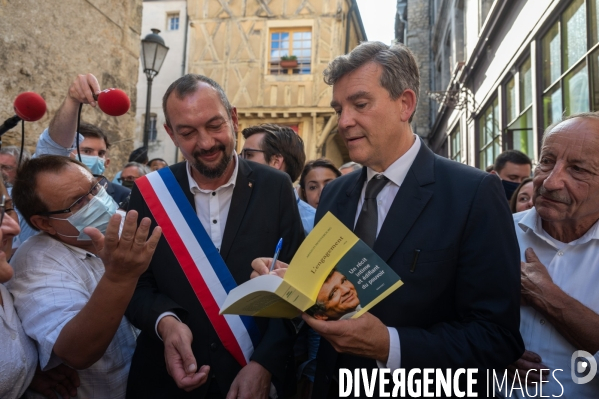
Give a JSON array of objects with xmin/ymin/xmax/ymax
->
[{"xmin": 220, "ymin": 212, "xmax": 403, "ymax": 320}]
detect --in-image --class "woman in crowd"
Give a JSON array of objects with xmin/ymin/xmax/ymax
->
[
  {"xmin": 509, "ymin": 177, "xmax": 533, "ymax": 213},
  {"xmin": 147, "ymin": 158, "xmax": 168, "ymax": 171},
  {"xmin": 299, "ymin": 158, "xmax": 342, "ymax": 209},
  {"xmin": 0, "ymin": 177, "xmax": 79, "ymax": 399}
]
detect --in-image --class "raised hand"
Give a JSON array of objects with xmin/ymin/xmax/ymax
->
[{"xmin": 84, "ymin": 210, "xmax": 162, "ymax": 283}]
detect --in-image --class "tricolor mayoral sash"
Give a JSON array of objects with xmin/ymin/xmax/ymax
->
[{"xmin": 136, "ymin": 167, "xmax": 261, "ymax": 366}]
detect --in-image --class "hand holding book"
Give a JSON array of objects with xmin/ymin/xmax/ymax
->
[{"xmin": 220, "ymin": 212, "xmax": 403, "ymax": 319}]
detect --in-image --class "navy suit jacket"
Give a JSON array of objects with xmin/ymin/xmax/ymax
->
[
  {"xmin": 105, "ymin": 181, "xmax": 130, "ymax": 206},
  {"xmin": 125, "ymin": 160, "xmax": 304, "ymax": 398},
  {"xmin": 313, "ymin": 142, "xmax": 524, "ymax": 398}
]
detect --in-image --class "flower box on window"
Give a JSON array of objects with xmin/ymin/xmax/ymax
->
[{"xmin": 280, "ymin": 55, "xmax": 298, "ymax": 69}]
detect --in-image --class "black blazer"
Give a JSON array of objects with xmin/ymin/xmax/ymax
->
[
  {"xmin": 106, "ymin": 181, "xmax": 130, "ymax": 205},
  {"xmin": 313, "ymin": 142, "xmax": 524, "ymax": 398},
  {"xmin": 125, "ymin": 160, "xmax": 304, "ymax": 398}
]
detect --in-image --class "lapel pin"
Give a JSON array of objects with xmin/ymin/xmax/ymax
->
[{"xmin": 248, "ymin": 182, "xmax": 253, "ymax": 188}]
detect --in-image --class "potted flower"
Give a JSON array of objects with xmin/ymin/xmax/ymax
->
[{"xmin": 280, "ymin": 55, "xmax": 298, "ymax": 69}]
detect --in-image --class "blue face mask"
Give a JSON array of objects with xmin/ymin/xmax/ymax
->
[
  {"xmin": 51, "ymin": 186, "xmax": 117, "ymax": 241},
  {"xmin": 79, "ymin": 155, "xmax": 106, "ymax": 175}
]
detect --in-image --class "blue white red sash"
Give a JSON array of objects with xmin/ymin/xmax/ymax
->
[{"xmin": 136, "ymin": 167, "xmax": 261, "ymax": 366}]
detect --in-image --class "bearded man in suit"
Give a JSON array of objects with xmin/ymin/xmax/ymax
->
[{"xmin": 125, "ymin": 74, "xmax": 304, "ymax": 398}]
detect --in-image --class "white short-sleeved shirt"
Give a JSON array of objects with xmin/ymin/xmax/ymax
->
[
  {"xmin": 0, "ymin": 283, "xmax": 38, "ymax": 399},
  {"xmin": 508, "ymin": 208, "xmax": 599, "ymax": 398},
  {"xmin": 7, "ymin": 234, "xmax": 138, "ymax": 399}
]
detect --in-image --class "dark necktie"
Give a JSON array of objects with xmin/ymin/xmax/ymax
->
[{"xmin": 353, "ymin": 174, "xmax": 389, "ymax": 248}]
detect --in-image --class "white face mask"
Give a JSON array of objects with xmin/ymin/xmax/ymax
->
[
  {"xmin": 78, "ymin": 154, "xmax": 106, "ymax": 175},
  {"xmin": 50, "ymin": 186, "xmax": 117, "ymax": 241}
]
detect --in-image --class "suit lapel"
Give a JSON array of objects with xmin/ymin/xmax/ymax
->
[
  {"xmin": 172, "ymin": 163, "xmax": 196, "ymax": 210},
  {"xmin": 220, "ymin": 159, "xmax": 254, "ymax": 261},
  {"xmin": 373, "ymin": 142, "xmax": 436, "ymax": 262},
  {"xmin": 334, "ymin": 168, "xmax": 367, "ymax": 227}
]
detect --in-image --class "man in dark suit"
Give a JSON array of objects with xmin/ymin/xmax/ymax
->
[
  {"xmin": 125, "ymin": 75, "xmax": 304, "ymax": 398},
  {"xmin": 253, "ymin": 42, "xmax": 524, "ymax": 398}
]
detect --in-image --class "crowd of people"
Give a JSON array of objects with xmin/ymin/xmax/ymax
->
[{"xmin": 0, "ymin": 40, "xmax": 598, "ymax": 399}]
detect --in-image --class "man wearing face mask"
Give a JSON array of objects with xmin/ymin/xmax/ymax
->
[
  {"xmin": 490, "ymin": 150, "xmax": 532, "ymax": 201},
  {"xmin": 117, "ymin": 162, "xmax": 150, "ymax": 189},
  {"xmin": 7, "ymin": 155, "xmax": 162, "ymax": 398},
  {"xmin": 34, "ymin": 73, "xmax": 131, "ymax": 205}
]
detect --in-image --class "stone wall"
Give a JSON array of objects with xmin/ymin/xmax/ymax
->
[
  {"xmin": 0, "ymin": 0, "xmax": 143, "ymax": 178},
  {"xmin": 406, "ymin": 0, "xmax": 431, "ymax": 139}
]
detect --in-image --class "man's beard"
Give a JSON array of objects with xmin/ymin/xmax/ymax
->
[{"xmin": 191, "ymin": 144, "xmax": 232, "ymax": 179}]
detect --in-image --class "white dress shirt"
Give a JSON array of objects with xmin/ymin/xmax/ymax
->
[
  {"xmin": 506, "ymin": 208, "xmax": 599, "ymax": 398},
  {"xmin": 0, "ymin": 284, "xmax": 38, "ymax": 399},
  {"xmin": 7, "ymin": 234, "xmax": 138, "ymax": 399},
  {"xmin": 353, "ymin": 136, "xmax": 421, "ymax": 370},
  {"xmin": 155, "ymin": 155, "xmax": 239, "ymax": 335}
]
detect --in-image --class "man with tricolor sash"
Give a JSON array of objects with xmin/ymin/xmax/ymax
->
[{"xmin": 124, "ymin": 74, "xmax": 304, "ymax": 398}]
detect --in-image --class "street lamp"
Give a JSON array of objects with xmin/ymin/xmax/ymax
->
[{"xmin": 141, "ymin": 28, "xmax": 169, "ymax": 149}]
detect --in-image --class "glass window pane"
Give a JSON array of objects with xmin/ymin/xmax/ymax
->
[
  {"xmin": 281, "ymin": 32, "xmax": 289, "ymax": 40},
  {"xmin": 513, "ymin": 130, "xmax": 535, "ymax": 160},
  {"xmin": 479, "ymin": 98, "xmax": 499, "ymax": 169},
  {"xmin": 450, "ymin": 126, "xmax": 461, "ymax": 162},
  {"xmin": 562, "ymin": 0, "xmax": 587, "ymax": 71},
  {"xmin": 564, "ymin": 61, "xmax": 590, "ymax": 115},
  {"xmin": 486, "ymin": 145, "xmax": 494, "ymax": 169},
  {"xmin": 271, "ymin": 41, "xmax": 279, "ymax": 49},
  {"xmin": 542, "ymin": 23, "xmax": 561, "ymax": 89},
  {"xmin": 591, "ymin": 0, "xmax": 599, "ymax": 45},
  {"xmin": 510, "ymin": 109, "xmax": 535, "ymax": 161},
  {"xmin": 493, "ymin": 138, "xmax": 501, "ymax": 160},
  {"xmin": 543, "ymin": 85, "xmax": 563, "ymax": 128},
  {"xmin": 486, "ymin": 109, "xmax": 494, "ymax": 143},
  {"xmin": 303, "ymin": 32, "xmax": 311, "ymax": 39},
  {"xmin": 293, "ymin": 32, "xmax": 302, "ymax": 39},
  {"xmin": 492, "ymin": 99, "xmax": 499, "ymax": 139},
  {"xmin": 520, "ymin": 58, "xmax": 533, "ymax": 109},
  {"xmin": 590, "ymin": 47, "xmax": 599, "ymax": 110},
  {"xmin": 272, "ymin": 33, "xmax": 279, "ymax": 40},
  {"xmin": 506, "ymin": 77, "xmax": 516, "ymax": 123},
  {"xmin": 282, "ymin": 40, "xmax": 289, "ymax": 49}
]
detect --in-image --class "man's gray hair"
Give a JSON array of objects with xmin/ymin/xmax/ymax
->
[
  {"xmin": 0, "ymin": 146, "xmax": 31, "ymax": 166},
  {"xmin": 123, "ymin": 162, "xmax": 150, "ymax": 177},
  {"xmin": 162, "ymin": 74, "xmax": 233, "ymax": 129},
  {"xmin": 339, "ymin": 161, "xmax": 361, "ymax": 172},
  {"xmin": 542, "ymin": 112, "xmax": 599, "ymax": 147},
  {"xmin": 323, "ymin": 41, "xmax": 420, "ymax": 122}
]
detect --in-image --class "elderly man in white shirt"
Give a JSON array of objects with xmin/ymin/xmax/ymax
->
[
  {"xmin": 503, "ymin": 113, "xmax": 599, "ymax": 398},
  {"xmin": 7, "ymin": 155, "xmax": 161, "ymax": 399}
]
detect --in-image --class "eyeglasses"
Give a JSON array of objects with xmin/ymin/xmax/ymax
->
[
  {"xmin": 36, "ymin": 176, "xmax": 108, "ymax": 216},
  {"xmin": 0, "ymin": 165, "xmax": 16, "ymax": 173},
  {"xmin": 117, "ymin": 176, "xmax": 137, "ymax": 183},
  {"xmin": 239, "ymin": 148, "xmax": 265, "ymax": 159},
  {"xmin": 0, "ymin": 195, "xmax": 14, "ymax": 225}
]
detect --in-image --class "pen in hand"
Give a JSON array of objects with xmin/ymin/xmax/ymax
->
[{"xmin": 270, "ymin": 238, "xmax": 283, "ymax": 272}]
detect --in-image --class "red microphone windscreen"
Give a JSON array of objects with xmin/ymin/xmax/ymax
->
[
  {"xmin": 97, "ymin": 88, "xmax": 130, "ymax": 116},
  {"xmin": 14, "ymin": 92, "xmax": 47, "ymax": 121}
]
